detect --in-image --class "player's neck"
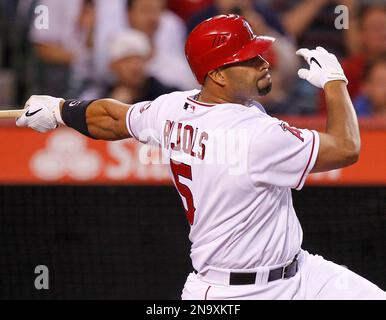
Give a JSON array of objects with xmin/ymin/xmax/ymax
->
[{"xmin": 198, "ymin": 87, "xmax": 247, "ymax": 106}]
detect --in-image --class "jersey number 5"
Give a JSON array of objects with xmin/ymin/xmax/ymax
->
[{"xmin": 170, "ymin": 160, "xmax": 196, "ymax": 225}]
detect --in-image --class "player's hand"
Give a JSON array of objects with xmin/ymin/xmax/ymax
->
[
  {"xmin": 296, "ymin": 46, "xmax": 348, "ymax": 89},
  {"xmin": 16, "ymin": 95, "xmax": 64, "ymax": 132}
]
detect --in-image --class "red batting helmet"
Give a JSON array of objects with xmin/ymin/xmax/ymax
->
[{"xmin": 185, "ymin": 14, "xmax": 275, "ymax": 84}]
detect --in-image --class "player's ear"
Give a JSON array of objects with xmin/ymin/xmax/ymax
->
[{"xmin": 207, "ymin": 69, "xmax": 226, "ymax": 87}]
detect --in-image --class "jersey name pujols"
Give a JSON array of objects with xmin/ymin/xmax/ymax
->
[{"xmin": 163, "ymin": 120, "xmax": 209, "ymax": 160}]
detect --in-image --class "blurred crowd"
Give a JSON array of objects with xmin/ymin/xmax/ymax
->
[{"xmin": 0, "ymin": 0, "xmax": 385, "ymax": 117}]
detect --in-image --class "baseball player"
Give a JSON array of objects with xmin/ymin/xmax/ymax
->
[{"xmin": 16, "ymin": 15, "xmax": 385, "ymax": 299}]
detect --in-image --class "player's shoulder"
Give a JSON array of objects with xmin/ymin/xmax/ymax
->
[
  {"xmin": 150, "ymin": 89, "xmax": 200, "ymax": 107},
  {"xmin": 245, "ymin": 110, "xmax": 313, "ymax": 149},
  {"xmin": 237, "ymin": 102, "xmax": 299, "ymax": 137},
  {"xmin": 225, "ymin": 100, "xmax": 275, "ymax": 126}
]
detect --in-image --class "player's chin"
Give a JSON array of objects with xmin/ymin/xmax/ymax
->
[
  {"xmin": 256, "ymin": 74, "xmax": 272, "ymax": 96},
  {"xmin": 257, "ymin": 82, "xmax": 272, "ymax": 96}
]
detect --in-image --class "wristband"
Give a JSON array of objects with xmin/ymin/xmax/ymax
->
[{"xmin": 61, "ymin": 99, "xmax": 96, "ymax": 138}]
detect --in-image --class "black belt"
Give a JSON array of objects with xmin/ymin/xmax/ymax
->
[{"xmin": 195, "ymin": 254, "xmax": 299, "ymax": 285}]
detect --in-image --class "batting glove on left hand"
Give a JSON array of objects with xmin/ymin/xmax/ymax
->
[
  {"xmin": 16, "ymin": 95, "xmax": 64, "ymax": 132},
  {"xmin": 296, "ymin": 46, "xmax": 348, "ymax": 89}
]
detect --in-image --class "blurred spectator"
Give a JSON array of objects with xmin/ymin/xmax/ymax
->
[
  {"xmin": 0, "ymin": 0, "xmax": 37, "ymax": 105},
  {"xmin": 81, "ymin": 29, "xmax": 177, "ymax": 103},
  {"xmin": 342, "ymin": 3, "xmax": 386, "ymax": 99},
  {"xmin": 30, "ymin": 0, "xmax": 126, "ymax": 98},
  {"xmin": 0, "ymin": 68, "xmax": 16, "ymax": 108},
  {"xmin": 319, "ymin": 3, "xmax": 386, "ymax": 114},
  {"xmin": 270, "ymin": 0, "xmax": 354, "ymax": 57},
  {"xmin": 187, "ymin": 0, "xmax": 286, "ymax": 35},
  {"xmin": 125, "ymin": 0, "xmax": 198, "ymax": 90},
  {"xmin": 0, "ymin": 0, "xmax": 10, "ymax": 68},
  {"xmin": 353, "ymin": 55, "xmax": 386, "ymax": 117},
  {"xmin": 269, "ymin": 0, "xmax": 362, "ymax": 115},
  {"xmin": 30, "ymin": 0, "xmax": 94, "ymax": 98},
  {"xmin": 168, "ymin": 0, "xmax": 212, "ymax": 22}
]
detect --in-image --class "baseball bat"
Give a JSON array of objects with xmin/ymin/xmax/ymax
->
[{"xmin": 0, "ymin": 109, "xmax": 26, "ymax": 119}]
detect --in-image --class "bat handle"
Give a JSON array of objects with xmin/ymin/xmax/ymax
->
[{"xmin": 0, "ymin": 109, "xmax": 26, "ymax": 119}]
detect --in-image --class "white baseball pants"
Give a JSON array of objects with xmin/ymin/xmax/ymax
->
[{"xmin": 181, "ymin": 250, "xmax": 386, "ymax": 300}]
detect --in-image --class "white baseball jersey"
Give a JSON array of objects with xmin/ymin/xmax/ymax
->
[{"xmin": 126, "ymin": 89, "xmax": 320, "ymax": 273}]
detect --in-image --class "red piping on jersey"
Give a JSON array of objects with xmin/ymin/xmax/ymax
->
[
  {"xmin": 295, "ymin": 131, "xmax": 315, "ymax": 189},
  {"xmin": 187, "ymin": 97, "xmax": 216, "ymax": 107},
  {"xmin": 205, "ymin": 286, "xmax": 211, "ymax": 300},
  {"xmin": 127, "ymin": 107, "xmax": 139, "ymax": 140}
]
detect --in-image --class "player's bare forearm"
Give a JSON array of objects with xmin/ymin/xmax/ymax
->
[
  {"xmin": 324, "ymin": 81, "xmax": 360, "ymax": 147},
  {"xmin": 60, "ymin": 99, "xmax": 131, "ymax": 141},
  {"xmin": 312, "ymin": 81, "xmax": 360, "ymax": 172}
]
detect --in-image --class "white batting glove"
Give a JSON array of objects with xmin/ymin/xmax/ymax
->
[
  {"xmin": 296, "ymin": 46, "xmax": 348, "ymax": 89},
  {"xmin": 16, "ymin": 95, "xmax": 65, "ymax": 132}
]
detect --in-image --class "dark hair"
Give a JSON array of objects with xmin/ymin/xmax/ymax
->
[{"xmin": 362, "ymin": 54, "xmax": 386, "ymax": 81}]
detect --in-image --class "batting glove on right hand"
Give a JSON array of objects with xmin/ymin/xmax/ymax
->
[
  {"xmin": 16, "ymin": 95, "xmax": 64, "ymax": 133},
  {"xmin": 296, "ymin": 46, "xmax": 348, "ymax": 89}
]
